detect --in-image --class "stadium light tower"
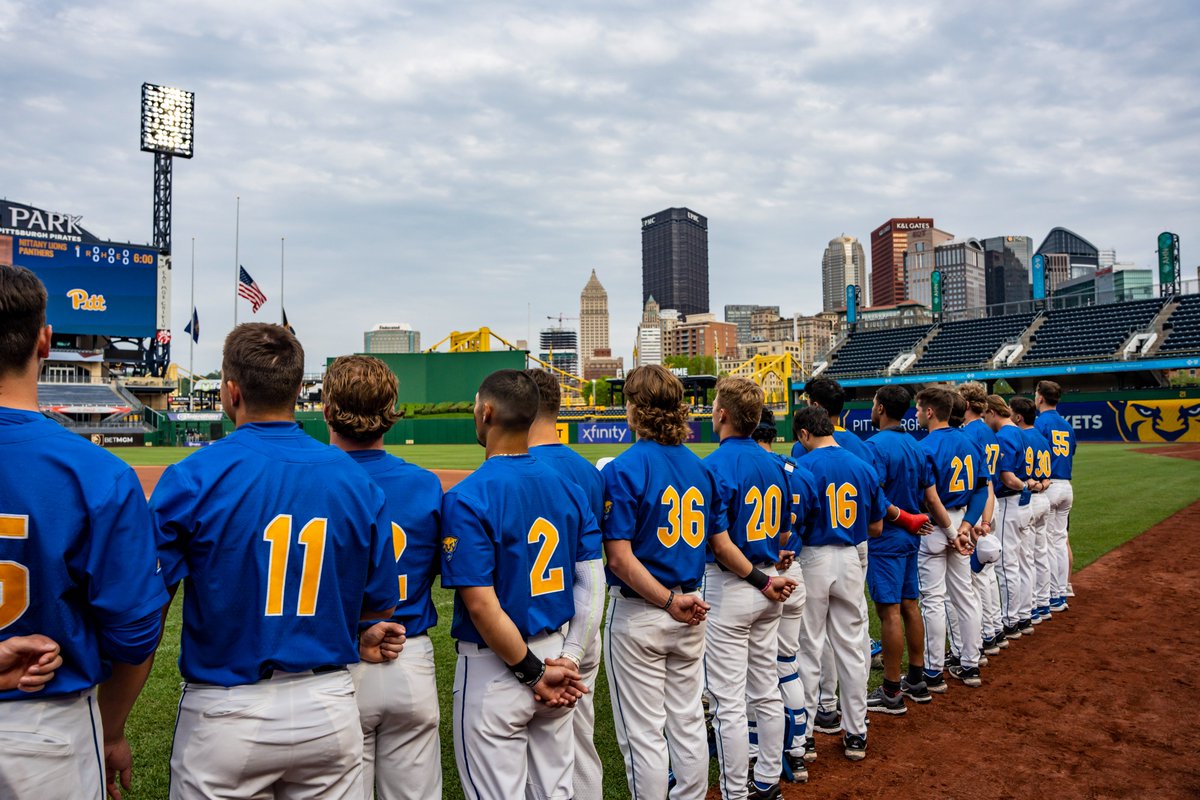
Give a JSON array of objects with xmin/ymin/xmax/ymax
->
[{"xmin": 140, "ymin": 83, "xmax": 194, "ymax": 255}]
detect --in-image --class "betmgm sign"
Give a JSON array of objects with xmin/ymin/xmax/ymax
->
[{"xmin": 0, "ymin": 200, "xmax": 168, "ymax": 338}]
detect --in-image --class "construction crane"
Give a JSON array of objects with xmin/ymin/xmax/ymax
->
[{"xmin": 545, "ymin": 313, "xmax": 579, "ymax": 327}]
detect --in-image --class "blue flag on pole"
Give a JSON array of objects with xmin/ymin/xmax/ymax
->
[{"xmin": 184, "ymin": 307, "xmax": 199, "ymax": 343}]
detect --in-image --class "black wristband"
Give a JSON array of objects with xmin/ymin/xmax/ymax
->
[
  {"xmin": 661, "ymin": 591, "xmax": 675, "ymax": 610},
  {"xmin": 508, "ymin": 648, "xmax": 545, "ymax": 686},
  {"xmin": 745, "ymin": 567, "xmax": 771, "ymax": 591}
]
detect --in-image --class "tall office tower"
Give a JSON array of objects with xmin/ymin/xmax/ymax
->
[
  {"xmin": 934, "ymin": 239, "xmax": 987, "ymax": 315},
  {"xmin": 982, "ymin": 236, "xmax": 1033, "ymax": 310},
  {"xmin": 636, "ymin": 295, "xmax": 663, "ymax": 367},
  {"xmin": 870, "ymin": 217, "xmax": 934, "ymax": 307},
  {"xmin": 1037, "ymin": 227, "xmax": 1099, "ymax": 289},
  {"xmin": 642, "ymin": 207, "xmax": 709, "ymax": 317},
  {"xmin": 363, "ymin": 323, "xmax": 421, "ymax": 354},
  {"xmin": 821, "ymin": 235, "xmax": 866, "ymax": 312},
  {"xmin": 539, "ymin": 328, "xmax": 578, "ymax": 377},
  {"xmin": 579, "ymin": 269, "xmax": 609, "ymax": 375}
]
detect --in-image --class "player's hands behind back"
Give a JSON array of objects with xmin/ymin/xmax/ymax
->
[
  {"xmin": 358, "ymin": 622, "xmax": 407, "ymax": 663},
  {"xmin": 0, "ymin": 634, "xmax": 62, "ymax": 692},
  {"xmin": 534, "ymin": 659, "xmax": 586, "ymax": 707},
  {"xmin": 667, "ymin": 593, "xmax": 710, "ymax": 626},
  {"xmin": 763, "ymin": 576, "xmax": 797, "ymax": 603}
]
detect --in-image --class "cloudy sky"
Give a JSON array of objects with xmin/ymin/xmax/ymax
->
[{"xmin": 3, "ymin": 0, "xmax": 1198, "ymax": 372}]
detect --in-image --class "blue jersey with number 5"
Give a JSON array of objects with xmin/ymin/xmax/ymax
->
[
  {"xmin": 440, "ymin": 454, "xmax": 601, "ymax": 645},
  {"xmin": 151, "ymin": 422, "xmax": 399, "ymax": 686},
  {"xmin": 601, "ymin": 440, "xmax": 719, "ymax": 592}
]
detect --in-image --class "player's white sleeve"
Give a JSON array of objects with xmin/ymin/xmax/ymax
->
[{"xmin": 560, "ymin": 558, "xmax": 604, "ymax": 664}]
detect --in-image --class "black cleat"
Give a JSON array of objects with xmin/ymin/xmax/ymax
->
[
  {"xmin": 843, "ymin": 732, "xmax": 867, "ymax": 761},
  {"xmin": 813, "ymin": 708, "xmax": 842, "ymax": 735},
  {"xmin": 783, "ymin": 752, "xmax": 809, "ymax": 783},
  {"xmin": 866, "ymin": 686, "xmax": 907, "ymax": 715},
  {"xmin": 949, "ymin": 664, "xmax": 982, "ymax": 687},
  {"xmin": 900, "ymin": 676, "xmax": 932, "ymax": 703}
]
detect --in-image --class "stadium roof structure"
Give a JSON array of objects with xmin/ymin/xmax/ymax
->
[{"xmin": 1035, "ymin": 227, "xmax": 1098, "ymax": 258}]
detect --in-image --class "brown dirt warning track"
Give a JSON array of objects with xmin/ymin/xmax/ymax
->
[{"xmin": 135, "ymin": 455, "xmax": 1200, "ymax": 799}]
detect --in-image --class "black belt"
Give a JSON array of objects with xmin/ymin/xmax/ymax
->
[
  {"xmin": 620, "ymin": 585, "xmax": 699, "ymax": 600},
  {"xmin": 259, "ymin": 664, "xmax": 345, "ymax": 681},
  {"xmin": 996, "ymin": 488, "xmax": 1020, "ymax": 498}
]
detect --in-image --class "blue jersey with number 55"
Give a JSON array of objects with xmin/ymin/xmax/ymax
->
[
  {"xmin": 441, "ymin": 455, "xmax": 601, "ymax": 645},
  {"xmin": 150, "ymin": 422, "xmax": 399, "ymax": 686},
  {"xmin": 601, "ymin": 440, "xmax": 720, "ymax": 592},
  {"xmin": 1034, "ymin": 409, "xmax": 1076, "ymax": 479}
]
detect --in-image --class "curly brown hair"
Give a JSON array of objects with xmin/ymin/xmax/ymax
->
[
  {"xmin": 957, "ymin": 381, "xmax": 989, "ymax": 416},
  {"xmin": 324, "ymin": 355, "xmax": 401, "ymax": 442},
  {"xmin": 625, "ymin": 365, "xmax": 691, "ymax": 445}
]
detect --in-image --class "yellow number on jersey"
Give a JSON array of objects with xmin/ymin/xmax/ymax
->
[
  {"xmin": 263, "ymin": 515, "xmax": 328, "ymax": 617},
  {"xmin": 528, "ymin": 517, "xmax": 565, "ymax": 597},
  {"xmin": 824, "ymin": 483, "xmax": 858, "ymax": 529},
  {"xmin": 1051, "ymin": 429, "xmax": 1070, "ymax": 457},
  {"xmin": 949, "ymin": 455, "xmax": 975, "ymax": 493},
  {"xmin": 657, "ymin": 486, "xmax": 706, "ymax": 548},
  {"xmin": 392, "ymin": 523, "xmax": 408, "ymax": 602},
  {"xmin": 1038, "ymin": 451, "xmax": 1052, "ymax": 479},
  {"xmin": 0, "ymin": 514, "xmax": 30, "ymax": 630},
  {"xmin": 1024, "ymin": 447, "xmax": 1035, "ymax": 477},
  {"xmin": 744, "ymin": 485, "xmax": 783, "ymax": 542},
  {"xmin": 985, "ymin": 444, "xmax": 1000, "ymax": 476}
]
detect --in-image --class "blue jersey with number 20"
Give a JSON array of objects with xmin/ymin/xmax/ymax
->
[{"xmin": 703, "ymin": 437, "xmax": 793, "ymax": 564}]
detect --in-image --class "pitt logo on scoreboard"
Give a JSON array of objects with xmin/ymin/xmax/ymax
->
[
  {"xmin": 1109, "ymin": 400, "xmax": 1200, "ymax": 443},
  {"xmin": 67, "ymin": 288, "xmax": 107, "ymax": 311}
]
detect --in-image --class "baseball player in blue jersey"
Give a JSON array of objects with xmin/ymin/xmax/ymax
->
[
  {"xmin": 957, "ymin": 383, "xmax": 1003, "ymax": 655},
  {"xmin": 1011, "ymin": 397, "xmax": 1053, "ymax": 628},
  {"xmin": 790, "ymin": 377, "xmax": 875, "ymax": 466},
  {"xmin": 601, "ymin": 365, "xmax": 715, "ymax": 799},
  {"xmin": 792, "ymin": 406, "xmax": 888, "ymax": 764},
  {"xmin": 442, "ymin": 369, "xmax": 601, "ymax": 800},
  {"xmin": 1035, "ymin": 380, "xmax": 1077, "ymax": 608},
  {"xmin": 984, "ymin": 394, "xmax": 1031, "ymax": 645},
  {"xmin": 702, "ymin": 377, "xmax": 797, "ymax": 799},
  {"xmin": 150, "ymin": 324, "xmax": 401, "ymax": 800},
  {"xmin": 525, "ymin": 368, "xmax": 607, "ymax": 800},
  {"xmin": 864, "ymin": 385, "xmax": 936, "ymax": 714},
  {"xmin": 915, "ymin": 388, "xmax": 990, "ymax": 690},
  {"xmin": 750, "ymin": 409, "xmax": 811, "ymax": 783},
  {"xmin": 325, "ymin": 355, "xmax": 444, "ymax": 800},
  {"xmin": 0, "ymin": 265, "xmax": 168, "ymax": 800}
]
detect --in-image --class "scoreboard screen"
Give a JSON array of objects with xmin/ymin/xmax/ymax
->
[{"xmin": 0, "ymin": 235, "xmax": 159, "ymax": 338}]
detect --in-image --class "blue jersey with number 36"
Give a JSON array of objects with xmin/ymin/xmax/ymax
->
[
  {"xmin": 601, "ymin": 440, "xmax": 720, "ymax": 592},
  {"xmin": 441, "ymin": 454, "xmax": 601, "ymax": 645},
  {"xmin": 151, "ymin": 422, "xmax": 399, "ymax": 686}
]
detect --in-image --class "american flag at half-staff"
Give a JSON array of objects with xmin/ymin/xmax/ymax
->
[{"xmin": 238, "ymin": 266, "xmax": 268, "ymax": 313}]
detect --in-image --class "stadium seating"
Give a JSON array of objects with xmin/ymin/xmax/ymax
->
[
  {"xmin": 1020, "ymin": 298, "xmax": 1165, "ymax": 364},
  {"xmin": 1159, "ymin": 294, "xmax": 1200, "ymax": 354},
  {"xmin": 913, "ymin": 313, "xmax": 1038, "ymax": 372},
  {"xmin": 824, "ymin": 325, "xmax": 933, "ymax": 378},
  {"xmin": 37, "ymin": 383, "xmax": 133, "ymax": 415}
]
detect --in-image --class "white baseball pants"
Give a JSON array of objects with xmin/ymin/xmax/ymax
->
[
  {"xmin": 919, "ymin": 508, "xmax": 982, "ymax": 672},
  {"xmin": 946, "ymin": 557, "xmax": 1001, "ymax": 656},
  {"xmin": 994, "ymin": 495, "xmax": 1027, "ymax": 629},
  {"xmin": 453, "ymin": 631, "xmax": 573, "ymax": 800},
  {"xmin": 0, "ymin": 689, "xmax": 104, "ymax": 800},
  {"xmin": 703, "ymin": 565, "xmax": 784, "ymax": 799},
  {"xmin": 797, "ymin": 544, "xmax": 868, "ymax": 738},
  {"xmin": 815, "ymin": 541, "xmax": 871, "ymax": 715},
  {"xmin": 776, "ymin": 560, "xmax": 807, "ymax": 755},
  {"xmin": 603, "ymin": 588, "xmax": 708, "ymax": 800},
  {"xmin": 1029, "ymin": 492, "xmax": 1053, "ymax": 609},
  {"xmin": 1019, "ymin": 495, "xmax": 1048, "ymax": 620},
  {"xmin": 1044, "ymin": 480, "xmax": 1074, "ymax": 598},
  {"xmin": 170, "ymin": 669, "xmax": 364, "ymax": 800},
  {"xmin": 572, "ymin": 628, "xmax": 604, "ymax": 800},
  {"xmin": 349, "ymin": 635, "xmax": 441, "ymax": 800}
]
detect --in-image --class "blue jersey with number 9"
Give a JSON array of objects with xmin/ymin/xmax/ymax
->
[
  {"xmin": 601, "ymin": 440, "xmax": 720, "ymax": 592},
  {"xmin": 151, "ymin": 422, "xmax": 399, "ymax": 686},
  {"xmin": 440, "ymin": 454, "xmax": 601, "ymax": 645}
]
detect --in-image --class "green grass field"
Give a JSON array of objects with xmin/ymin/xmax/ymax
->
[{"xmin": 115, "ymin": 442, "xmax": 1200, "ymax": 799}]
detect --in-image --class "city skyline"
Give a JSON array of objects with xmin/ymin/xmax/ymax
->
[{"xmin": 2, "ymin": 2, "xmax": 1197, "ymax": 372}]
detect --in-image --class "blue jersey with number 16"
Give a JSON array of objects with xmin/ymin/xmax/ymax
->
[{"xmin": 794, "ymin": 446, "xmax": 887, "ymax": 547}]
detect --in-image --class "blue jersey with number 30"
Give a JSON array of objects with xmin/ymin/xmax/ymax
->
[
  {"xmin": 794, "ymin": 446, "xmax": 887, "ymax": 547},
  {"xmin": 151, "ymin": 422, "xmax": 399, "ymax": 686},
  {"xmin": 703, "ymin": 437, "xmax": 793, "ymax": 564},
  {"xmin": 602, "ymin": 440, "xmax": 719, "ymax": 592},
  {"xmin": 0, "ymin": 409, "xmax": 167, "ymax": 701},
  {"xmin": 440, "ymin": 454, "xmax": 601, "ymax": 645},
  {"xmin": 348, "ymin": 450, "xmax": 443, "ymax": 638}
]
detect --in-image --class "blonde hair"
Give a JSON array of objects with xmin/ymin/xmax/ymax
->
[
  {"xmin": 985, "ymin": 394, "xmax": 1012, "ymax": 418},
  {"xmin": 716, "ymin": 376, "xmax": 764, "ymax": 436},
  {"xmin": 324, "ymin": 355, "xmax": 401, "ymax": 442},
  {"xmin": 625, "ymin": 365, "xmax": 691, "ymax": 445}
]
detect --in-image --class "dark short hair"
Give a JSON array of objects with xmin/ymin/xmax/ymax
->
[
  {"xmin": 805, "ymin": 377, "xmax": 846, "ymax": 416},
  {"xmin": 1010, "ymin": 396, "xmax": 1038, "ymax": 424},
  {"xmin": 0, "ymin": 265, "xmax": 48, "ymax": 376},
  {"xmin": 222, "ymin": 323, "xmax": 305, "ymax": 411},
  {"xmin": 915, "ymin": 387, "xmax": 955, "ymax": 422},
  {"xmin": 874, "ymin": 385, "xmax": 911, "ymax": 421},
  {"xmin": 1036, "ymin": 380, "xmax": 1062, "ymax": 406},
  {"xmin": 949, "ymin": 392, "xmax": 967, "ymax": 427},
  {"xmin": 524, "ymin": 368, "xmax": 561, "ymax": 417},
  {"xmin": 478, "ymin": 369, "xmax": 539, "ymax": 431},
  {"xmin": 751, "ymin": 407, "xmax": 777, "ymax": 443},
  {"xmin": 793, "ymin": 405, "xmax": 834, "ymax": 439}
]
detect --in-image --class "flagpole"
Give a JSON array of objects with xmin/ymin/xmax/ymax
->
[
  {"xmin": 280, "ymin": 236, "xmax": 285, "ymax": 325},
  {"xmin": 233, "ymin": 195, "xmax": 240, "ymax": 327},
  {"xmin": 189, "ymin": 236, "xmax": 196, "ymax": 412}
]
